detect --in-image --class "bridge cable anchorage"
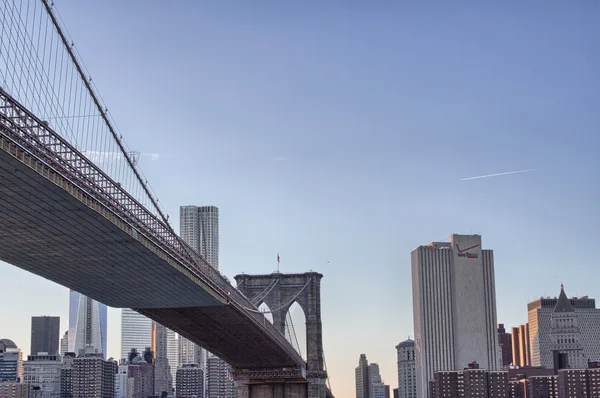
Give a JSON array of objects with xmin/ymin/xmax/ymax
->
[{"xmin": 242, "ymin": 278, "xmax": 312, "ymax": 314}]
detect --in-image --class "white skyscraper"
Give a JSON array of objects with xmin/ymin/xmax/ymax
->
[
  {"xmin": 179, "ymin": 205, "xmax": 219, "ymax": 374},
  {"xmin": 411, "ymin": 234, "xmax": 500, "ymax": 398},
  {"xmin": 120, "ymin": 309, "xmax": 153, "ymax": 360},
  {"xmin": 166, "ymin": 328, "xmax": 178, "ymax": 391},
  {"xmin": 68, "ymin": 291, "xmax": 107, "ymax": 358},
  {"xmin": 396, "ymin": 339, "xmax": 417, "ymax": 398}
]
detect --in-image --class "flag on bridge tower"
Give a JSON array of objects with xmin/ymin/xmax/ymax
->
[{"xmin": 277, "ymin": 253, "xmax": 280, "ymax": 272}]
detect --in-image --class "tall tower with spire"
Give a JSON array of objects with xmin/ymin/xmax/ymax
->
[{"xmin": 550, "ymin": 284, "xmax": 587, "ymax": 369}]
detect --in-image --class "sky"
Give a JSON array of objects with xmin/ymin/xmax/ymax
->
[{"xmin": 2, "ymin": 1, "xmax": 600, "ymax": 397}]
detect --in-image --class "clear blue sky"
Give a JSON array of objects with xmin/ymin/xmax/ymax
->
[{"xmin": 2, "ymin": 2, "xmax": 599, "ymax": 397}]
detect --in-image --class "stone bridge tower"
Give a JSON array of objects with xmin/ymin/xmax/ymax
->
[{"xmin": 233, "ymin": 272, "xmax": 329, "ymax": 398}]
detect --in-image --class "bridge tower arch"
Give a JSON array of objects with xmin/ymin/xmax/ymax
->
[{"xmin": 234, "ymin": 272, "xmax": 329, "ymax": 398}]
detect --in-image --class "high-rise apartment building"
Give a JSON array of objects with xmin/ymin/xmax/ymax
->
[
  {"xmin": 71, "ymin": 347, "xmax": 116, "ymax": 398},
  {"xmin": 68, "ymin": 291, "xmax": 107, "ymax": 358},
  {"xmin": 497, "ymin": 324, "xmax": 512, "ymax": 367},
  {"xmin": 121, "ymin": 309, "xmax": 152, "ymax": 360},
  {"xmin": 22, "ymin": 353, "xmax": 61, "ymax": 396},
  {"xmin": 524, "ymin": 375, "xmax": 558, "ymax": 398},
  {"xmin": 60, "ymin": 331, "xmax": 68, "ymax": 356},
  {"xmin": 180, "ymin": 205, "xmax": 219, "ymax": 269},
  {"xmin": 528, "ymin": 285, "xmax": 600, "ymax": 368},
  {"xmin": 356, "ymin": 354, "xmax": 370, "ymax": 398},
  {"xmin": 207, "ymin": 355, "xmax": 235, "ymax": 398},
  {"xmin": 430, "ymin": 363, "xmax": 509, "ymax": 398},
  {"xmin": 153, "ymin": 322, "xmax": 173, "ymax": 396},
  {"xmin": 511, "ymin": 324, "xmax": 531, "ymax": 368},
  {"xmin": 176, "ymin": 364, "xmax": 204, "ymax": 398},
  {"xmin": 0, "ymin": 382, "xmax": 31, "ymax": 398},
  {"xmin": 60, "ymin": 352, "xmax": 75, "ymax": 397},
  {"xmin": 396, "ymin": 339, "xmax": 416, "ymax": 398},
  {"xmin": 179, "ymin": 205, "xmax": 220, "ymax": 375},
  {"xmin": 412, "ymin": 234, "xmax": 500, "ymax": 398},
  {"xmin": 30, "ymin": 316, "xmax": 60, "ymax": 356}
]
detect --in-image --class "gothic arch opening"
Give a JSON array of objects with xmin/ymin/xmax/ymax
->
[
  {"xmin": 258, "ymin": 302, "xmax": 274, "ymax": 324},
  {"xmin": 285, "ymin": 301, "xmax": 307, "ymax": 360}
]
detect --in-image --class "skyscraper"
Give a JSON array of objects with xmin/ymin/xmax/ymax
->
[
  {"xmin": 396, "ymin": 339, "xmax": 416, "ymax": 398},
  {"xmin": 153, "ymin": 322, "xmax": 173, "ymax": 396},
  {"xmin": 30, "ymin": 316, "xmax": 60, "ymax": 356},
  {"xmin": 356, "ymin": 354, "xmax": 370, "ymax": 398},
  {"xmin": 497, "ymin": 324, "xmax": 512, "ymax": 368},
  {"xmin": 207, "ymin": 355, "xmax": 235, "ymax": 398},
  {"xmin": 179, "ymin": 205, "xmax": 219, "ymax": 374},
  {"xmin": 511, "ymin": 324, "xmax": 530, "ymax": 367},
  {"xmin": 120, "ymin": 309, "xmax": 152, "ymax": 360},
  {"xmin": 180, "ymin": 205, "xmax": 219, "ymax": 269},
  {"xmin": 411, "ymin": 234, "xmax": 500, "ymax": 398},
  {"xmin": 369, "ymin": 363, "xmax": 387, "ymax": 398},
  {"xmin": 176, "ymin": 364, "xmax": 204, "ymax": 398},
  {"xmin": 71, "ymin": 347, "xmax": 116, "ymax": 398},
  {"xmin": 68, "ymin": 291, "xmax": 107, "ymax": 358},
  {"xmin": 528, "ymin": 285, "xmax": 600, "ymax": 368},
  {"xmin": 166, "ymin": 328, "xmax": 178, "ymax": 391},
  {"xmin": 60, "ymin": 331, "xmax": 68, "ymax": 357}
]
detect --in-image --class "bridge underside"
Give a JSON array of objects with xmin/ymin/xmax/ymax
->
[{"xmin": 0, "ymin": 145, "xmax": 298, "ymax": 369}]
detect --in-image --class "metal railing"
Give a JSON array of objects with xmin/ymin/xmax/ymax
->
[{"xmin": 0, "ymin": 86, "xmax": 305, "ymax": 367}]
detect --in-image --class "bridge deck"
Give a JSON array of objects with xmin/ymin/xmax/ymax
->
[{"xmin": 0, "ymin": 142, "xmax": 299, "ymax": 368}]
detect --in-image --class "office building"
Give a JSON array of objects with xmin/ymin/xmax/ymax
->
[
  {"xmin": 0, "ymin": 382, "xmax": 31, "ymax": 398},
  {"xmin": 0, "ymin": 340, "xmax": 22, "ymax": 383},
  {"xmin": 412, "ymin": 234, "xmax": 500, "ymax": 398},
  {"xmin": 396, "ymin": 339, "xmax": 417, "ymax": 398},
  {"xmin": 166, "ymin": 328, "xmax": 178, "ymax": 391},
  {"xmin": 369, "ymin": 363, "xmax": 387, "ymax": 398},
  {"xmin": 528, "ymin": 285, "xmax": 600, "ymax": 368},
  {"xmin": 394, "ymin": 388, "xmax": 399, "ymax": 398},
  {"xmin": 549, "ymin": 284, "xmax": 587, "ymax": 370},
  {"xmin": 121, "ymin": 308, "xmax": 152, "ymax": 360},
  {"xmin": 153, "ymin": 322, "xmax": 173, "ymax": 396},
  {"xmin": 176, "ymin": 364, "xmax": 204, "ymax": 398},
  {"xmin": 30, "ymin": 316, "xmax": 60, "ymax": 357},
  {"xmin": 356, "ymin": 354, "xmax": 370, "ymax": 398},
  {"xmin": 115, "ymin": 362, "xmax": 130, "ymax": 398},
  {"xmin": 207, "ymin": 354, "xmax": 235, "ymax": 398},
  {"xmin": 59, "ymin": 332, "xmax": 68, "ymax": 357},
  {"xmin": 68, "ymin": 291, "xmax": 107, "ymax": 358},
  {"xmin": 497, "ymin": 325, "xmax": 512, "ymax": 368},
  {"xmin": 22, "ymin": 353, "xmax": 61, "ymax": 396},
  {"xmin": 71, "ymin": 347, "xmax": 116, "ymax": 398}
]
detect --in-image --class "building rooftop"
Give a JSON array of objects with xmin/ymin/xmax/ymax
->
[
  {"xmin": 554, "ymin": 284, "xmax": 575, "ymax": 313},
  {"xmin": 0, "ymin": 339, "xmax": 17, "ymax": 349}
]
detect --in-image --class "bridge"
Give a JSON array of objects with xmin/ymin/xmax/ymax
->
[{"xmin": 0, "ymin": 1, "xmax": 333, "ymax": 397}]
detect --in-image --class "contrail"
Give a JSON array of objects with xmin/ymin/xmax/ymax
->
[{"xmin": 460, "ymin": 168, "xmax": 538, "ymax": 181}]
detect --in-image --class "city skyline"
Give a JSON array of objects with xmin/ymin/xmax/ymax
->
[{"xmin": 1, "ymin": 2, "xmax": 600, "ymax": 398}]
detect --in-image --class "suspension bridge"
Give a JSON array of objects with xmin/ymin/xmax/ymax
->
[{"xmin": 0, "ymin": 1, "xmax": 333, "ymax": 397}]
